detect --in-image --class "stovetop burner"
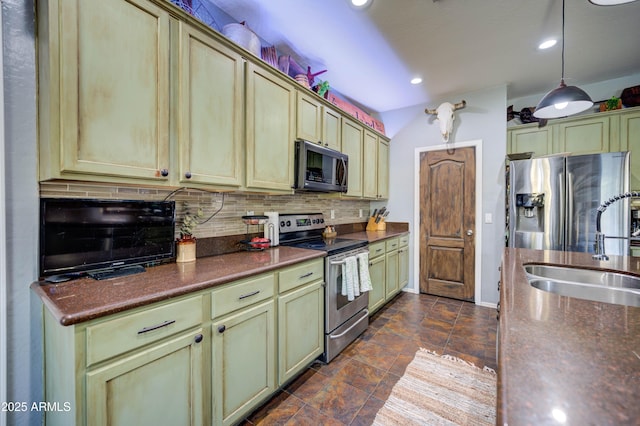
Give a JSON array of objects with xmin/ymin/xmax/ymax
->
[{"xmin": 278, "ymin": 213, "xmax": 367, "ymax": 255}]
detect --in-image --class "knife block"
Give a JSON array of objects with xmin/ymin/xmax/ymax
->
[{"xmin": 366, "ymin": 217, "xmax": 386, "ymax": 231}]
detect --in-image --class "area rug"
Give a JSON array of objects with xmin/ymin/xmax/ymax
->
[{"xmin": 373, "ymin": 348, "xmax": 496, "ymax": 426}]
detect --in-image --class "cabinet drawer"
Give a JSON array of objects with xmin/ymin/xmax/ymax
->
[
  {"xmin": 385, "ymin": 238, "xmax": 400, "ymax": 252},
  {"xmin": 211, "ymin": 273, "xmax": 275, "ymax": 319},
  {"xmin": 86, "ymin": 295, "xmax": 204, "ymax": 367},
  {"xmin": 278, "ymin": 258, "xmax": 324, "ymax": 294},
  {"xmin": 399, "ymin": 234, "xmax": 409, "ymax": 247},
  {"xmin": 369, "ymin": 241, "xmax": 386, "ymax": 259}
]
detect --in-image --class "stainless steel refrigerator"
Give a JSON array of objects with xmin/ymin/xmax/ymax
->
[{"xmin": 508, "ymin": 151, "xmax": 630, "ymax": 256}]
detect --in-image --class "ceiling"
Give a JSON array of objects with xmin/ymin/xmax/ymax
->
[{"xmin": 207, "ymin": 0, "xmax": 640, "ymax": 113}]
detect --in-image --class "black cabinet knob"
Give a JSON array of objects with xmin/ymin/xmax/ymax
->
[
  {"xmin": 185, "ymin": 171, "xmax": 192, "ymax": 179},
  {"xmin": 218, "ymin": 325, "xmax": 226, "ymax": 333},
  {"xmin": 160, "ymin": 169, "xmax": 169, "ymax": 177},
  {"xmin": 195, "ymin": 334, "xmax": 203, "ymax": 343}
]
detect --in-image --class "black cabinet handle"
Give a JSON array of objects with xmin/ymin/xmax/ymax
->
[
  {"xmin": 299, "ymin": 272, "xmax": 313, "ymax": 279},
  {"xmin": 160, "ymin": 169, "xmax": 169, "ymax": 177},
  {"xmin": 238, "ymin": 290, "xmax": 260, "ymax": 300},
  {"xmin": 218, "ymin": 325, "xmax": 226, "ymax": 333},
  {"xmin": 137, "ymin": 319, "xmax": 175, "ymax": 334},
  {"xmin": 195, "ymin": 334, "xmax": 203, "ymax": 343},
  {"xmin": 185, "ymin": 171, "xmax": 192, "ymax": 179}
]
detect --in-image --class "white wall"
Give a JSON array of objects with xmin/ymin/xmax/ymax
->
[
  {"xmin": 378, "ymin": 85, "xmax": 508, "ymax": 305},
  {"xmin": 2, "ymin": 1, "xmax": 41, "ymax": 425}
]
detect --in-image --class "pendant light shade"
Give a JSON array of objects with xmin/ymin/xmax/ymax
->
[{"xmin": 534, "ymin": 0, "xmax": 593, "ymax": 119}]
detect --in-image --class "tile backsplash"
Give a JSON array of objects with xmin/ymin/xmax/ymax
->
[{"xmin": 40, "ymin": 181, "xmax": 372, "ymax": 239}]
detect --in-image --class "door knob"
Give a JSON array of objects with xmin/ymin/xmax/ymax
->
[{"xmin": 466, "ymin": 229, "xmax": 474, "ymax": 236}]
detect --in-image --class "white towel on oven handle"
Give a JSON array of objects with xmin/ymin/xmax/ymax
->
[
  {"xmin": 341, "ymin": 256, "xmax": 359, "ymax": 301},
  {"xmin": 356, "ymin": 252, "xmax": 372, "ymax": 293}
]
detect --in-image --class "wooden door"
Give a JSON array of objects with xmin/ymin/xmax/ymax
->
[
  {"xmin": 341, "ymin": 118, "xmax": 364, "ymax": 197},
  {"xmin": 419, "ymin": 147, "xmax": 476, "ymax": 301}
]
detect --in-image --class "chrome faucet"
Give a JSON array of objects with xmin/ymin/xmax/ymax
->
[{"xmin": 593, "ymin": 191, "xmax": 640, "ymax": 260}]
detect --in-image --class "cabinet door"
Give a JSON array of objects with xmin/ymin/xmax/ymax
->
[
  {"xmin": 557, "ymin": 116, "xmax": 610, "ymax": 154},
  {"xmin": 363, "ymin": 130, "xmax": 378, "ymax": 199},
  {"xmin": 385, "ymin": 250, "xmax": 399, "ymax": 300},
  {"xmin": 178, "ymin": 23, "xmax": 243, "ymax": 188},
  {"xmin": 278, "ymin": 282, "xmax": 324, "ymax": 385},
  {"xmin": 86, "ymin": 330, "xmax": 205, "ymax": 426},
  {"xmin": 56, "ymin": 0, "xmax": 170, "ymax": 181},
  {"xmin": 322, "ymin": 106, "xmax": 342, "ymax": 151},
  {"xmin": 341, "ymin": 118, "xmax": 364, "ymax": 197},
  {"xmin": 398, "ymin": 246, "xmax": 409, "ymax": 289},
  {"xmin": 508, "ymin": 126, "xmax": 552, "ymax": 157},
  {"xmin": 212, "ymin": 299, "xmax": 276, "ymax": 426},
  {"xmin": 377, "ymin": 139, "xmax": 390, "ymax": 199},
  {"xmin": 620, "ymin": 111, "xmax": 640, "ymax": 191},
  {"xmin": 368, "ymin": 255, "xmax": 386, "ymax": 314},
  {"xmin": 296, "ymin": 91, "xmax": 322, "ymax": 143},
  {"xmin": 246, "ymin": 63, "xmax": 296, "ymax": 192}
]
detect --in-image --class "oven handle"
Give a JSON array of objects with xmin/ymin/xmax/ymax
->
[
  {"xmin": 329, "ymin": 250, "xmax": 369, "ymax": 266},
  {"xmin": 329, "ymin": 309, "xmax": 369, "ymax": 339}
]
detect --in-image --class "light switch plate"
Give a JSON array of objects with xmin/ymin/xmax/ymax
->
[{"xmin": 485, "ymin": 213, "xmax": 493, "ymax": 224}]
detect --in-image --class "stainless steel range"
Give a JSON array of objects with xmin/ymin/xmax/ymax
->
[{"xmin": 279, "ymin": 213, "xmax": 369, "ymax": 363}]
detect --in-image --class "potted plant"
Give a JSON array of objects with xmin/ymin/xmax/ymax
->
[
  {"xmin": 600, "ymin": 96, "xmax": 622, "ymax": 112},
  {"xmin": 176, "ymin": 206, "xmax": 204, "ymax": 263}
]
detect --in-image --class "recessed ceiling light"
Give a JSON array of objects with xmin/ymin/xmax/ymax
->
[
  {"xmin": 538, "ymin": 39, "xmax": 557, "ymax": 50},
  {"xmin": 411, "ymin": 77, "xmax": 423, "ymax": 85},
  {"xmin": 351, "ymin": 0, "xmax": 372, "ymax": 8},
  {"xmin": 589, "ymin": 0, "xmax": 637, "ymax": 5}
]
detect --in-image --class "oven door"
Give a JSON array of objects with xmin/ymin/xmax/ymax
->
[{"xmin": 325, "ymin": 248, "xmax": 369, "ymax": 333}]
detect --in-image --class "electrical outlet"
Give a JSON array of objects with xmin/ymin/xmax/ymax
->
[
  {"xmin": 330, "ymin": 210, "xmax": 335, "ymax": 219},
  {"xmin": 246, "ymin": 210, "xmax": 254, "ymax": 216},
  {"xmin": 359, "ymin": 209, "xmax": 363, "ymax": 218}
]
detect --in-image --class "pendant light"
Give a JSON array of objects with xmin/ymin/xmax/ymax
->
[{"xmin": 534, "ymin": 0, "xmax": 593, "ymax": 119}]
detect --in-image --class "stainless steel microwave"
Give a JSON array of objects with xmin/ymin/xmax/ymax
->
[{"xmin": 294, "ymin": 140, "xmax": 348, "ymax": 193}]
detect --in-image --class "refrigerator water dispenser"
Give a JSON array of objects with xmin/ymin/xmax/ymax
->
[{"xmin": 515, "ymin": 193, "xmax": 545, "ymax": 231}]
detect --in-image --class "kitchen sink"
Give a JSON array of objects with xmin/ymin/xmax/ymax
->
[{"xmin": 524, "ymin": 264, "xmax": 640, "ymax": 307}]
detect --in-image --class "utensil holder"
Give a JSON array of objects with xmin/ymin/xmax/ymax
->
[{"xmin": 366, "ymin": 217, "xmax": 386, "ymax": 231}]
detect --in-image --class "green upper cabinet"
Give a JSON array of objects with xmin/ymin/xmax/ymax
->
[
  {"xmin": 296, "ymin": 91, "xmax": 323, "ymax": 143},
  {"xmin": 507, "ymin": 126, "xmax": 552, "ymax": 157},
  {"xmin": 177, "ymin": 22, "xmax": 243, "ymax": 188},
  {"xmin": 341, "ymin": 118, "xmax": 364, "ymax": 197},
  {"xmin": 378, "ymin": 139, "xmax": 390, "ymax": 199},
  {"xmin": 363, "ymin": 130, "xmax": 378, "ymax": 199},
  {"xmin": 363, "ymin": 130, "xmax": 390, "ymax": 199},
  {"xmin": 555, "ymin": 115, "xmax": 611, "ymax": 155},
  {"xmin": 39, "ymin": 0, "xmax": 171, "ymax": 183},
  {"xmin": 322, "ymin": 106, "xmax": 342, "ymax": 151},
  {"xmin": 296, "ymin": 91, "xmax": 342, "ymax": 151},
  {"xmin": 620, "ymin": 110, "xmax": 640, "ymax": 190},
  {"xmin": 245, "ymin": 62, "xmax": 296, "ymax": 193}
]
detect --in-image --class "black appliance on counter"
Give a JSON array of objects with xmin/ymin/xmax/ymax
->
[
  {"xmin": 279, "ymin": 213, "xmax": 368, "ymax": 363},
  {"xmin": 40, "ymin": 198, "xmax": 175, "ymax": 280}
]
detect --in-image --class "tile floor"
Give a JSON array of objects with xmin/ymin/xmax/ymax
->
[{"xmin": 241, "ymin": 292, "xmax": 498, "ymax": 425}]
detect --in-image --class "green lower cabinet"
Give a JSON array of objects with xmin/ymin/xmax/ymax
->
[
  {"xmin": 277, "ymin": 281, "xmax": 324, "ymax": 385},
  {"xmin": 385, "ymin": 249, "xmax": 399, "ymax": 300},
  {"xmin": 212, "ymin": 299, "xmax": 276, "ymax": 426},
  {"xmin": 398, "ymin": 246, "xmax": 409, "ymax": 289},
  {"xmin": 368, "ymin": 254, "xmax": 386, "ymax": 314},
  {"xmin": 86, "ymin": 329, "xmax": 206, "ymax": 426}
]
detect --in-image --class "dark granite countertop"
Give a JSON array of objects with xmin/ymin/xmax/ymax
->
[
  {"xmin": 340, "ymin": 229, "xmax": 409, "ymax": 243},
  {"xmin": 31, "ymin": 246, "xmax": 325, "ymax": 326},
  {"xmin": 499, "ymin": 248, "xmax": 640, "ymax": 425}
]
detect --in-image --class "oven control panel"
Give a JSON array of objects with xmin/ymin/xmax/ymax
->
[{"xmin": 279, "ymin": 213, "xmax": 325, "ymax": 233}]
